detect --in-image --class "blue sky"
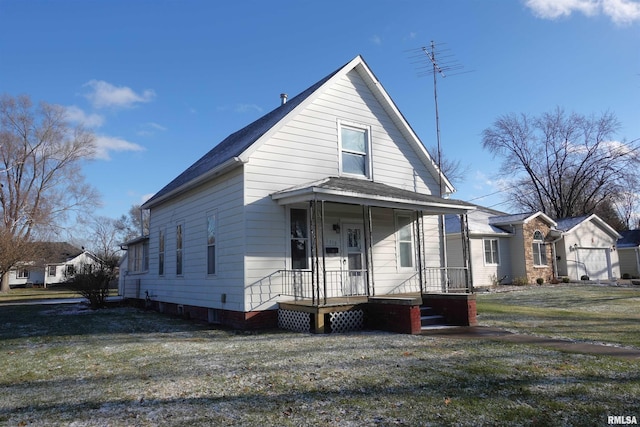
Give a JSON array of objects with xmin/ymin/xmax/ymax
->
[{"xmin": 1, "ymin": 0, "xmax": 638, "ymax": 219}]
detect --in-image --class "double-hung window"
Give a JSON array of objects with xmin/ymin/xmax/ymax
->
[
  {"xmin": 176, "ymin": 224, "xmax": 183, "ymax": 276},
  {"xmin": 396, "ymin": 213, "xmax": 415, "ymax": 269},
  {"xmin": 483, "ymin": 239, "xmax": 500, "ymax": 265},
  {"xmin": 207, "ymin": 213, "xmax": 216, "ymax": 275},
  {"xmin": 158, "ymin": 229, "xmax": 165, "ymax": 276},
  {"xmin": 532, "ymin": 230, "xmax": 547, "ymax": 266},
  {"xmin": 339, "ymin": 121, "xmax": 371, "ymax": 178}
]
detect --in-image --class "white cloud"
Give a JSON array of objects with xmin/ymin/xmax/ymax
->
[
  {"xmin": 93, "ymin": 135, "xmax": 146, "ymax": 160},
  {"xmin": 65, "ymin": 105, "xmax": 105, "ymax": 128},
  {"xmin": 84, "ymin": 80, "xmax": 156, "ymax": 109},
  {"xmin": 370, "ymin": 35, "xmax": 382, "ymax": 45},
  {"xmin": 524, "ymin": 0, "xmax": 640, "ymax": 24},
  {"xmin": 137, "ymin": 122, "xmax": 167, "ymax": 136}
]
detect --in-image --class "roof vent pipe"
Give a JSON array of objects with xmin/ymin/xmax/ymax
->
[{"xmin": 280, "ymin": 93, "xmax": 288, "ymax": 105}]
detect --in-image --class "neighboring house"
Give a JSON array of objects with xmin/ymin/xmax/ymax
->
[
  {"xmin": 446, "ymin": 208, "xmax": 556, "ymax": 287},
  {"xmin": 9, "ymin": 242, "xmax": 100, "ymax": 288},
  {"xmin": 617, "ymin": 229, "xmax": 640, "ymax": 278},
  {"xmin": 121, "ymin": 55, "xmax": 476, "ymax": 333},
  {"xmin": 552, "ymin": 215, "xmax": 621, "ymax": 281},
  {"xmin": 447, "ymin": 209, "xmax": 622, "ymax": 286}
]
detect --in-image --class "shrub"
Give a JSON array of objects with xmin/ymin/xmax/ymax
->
[
  {"xmin": 512, "ymin": 277, "xmax": 529, "ymax": 286},
  {"xmin": 622, "ymin": 273, "xmax": 631, "ymax": 280},
  {"xmin": 66, "ymin": 262, "xmax": 116, "ymax": 309},
  {"xmin": 536, "ymin": 278, "xmax": 544, "ymax": 285},
  {"xmin": 562, "ymin": 277, "xmax": 570, "ymax": 283}
]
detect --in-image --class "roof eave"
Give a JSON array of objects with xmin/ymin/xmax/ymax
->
[{"xmin": 142, "ymin": 157, "xmax": 245, "ymax": 209}]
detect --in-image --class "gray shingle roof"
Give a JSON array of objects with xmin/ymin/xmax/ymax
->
[
  {"xmin": 618, "ymin": 229, "xmax": 640, "ymax": 248},
  {"xmin": 555, "ymin": 216, "xmax": 589, "ymax": 232},
  {"xmin": 143, "ymin": 61, "xmax": 347, "ymax": 207}
]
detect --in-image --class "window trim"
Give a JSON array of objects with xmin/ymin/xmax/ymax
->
[
  {"xmin": 483, "ymin": 238, "xmax": 500, "ymax": 266},
  {"xmin": 395, "ymin": 212, "xmax": 416, "ymax": 270},
  {"xmin": 338, "ymin": 120, "xmax": 372, "ymax": 179}
]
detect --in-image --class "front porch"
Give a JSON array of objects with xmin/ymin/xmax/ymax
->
[{"xmin": 278, "ymin": 290, "xmax": 477, "ymax": 334}]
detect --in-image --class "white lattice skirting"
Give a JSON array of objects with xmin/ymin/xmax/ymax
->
[
  {"xmin": 329, "ymin": 310, "xmax": 364, "ymax": 333},
  {"xmin": 278, "ymin": 310, "xmax": 311, "ymax": 332}
]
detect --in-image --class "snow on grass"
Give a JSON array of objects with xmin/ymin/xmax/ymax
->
[{"xmin": 1, "ymin": 299, "xmax": 639, "ymax": 426}]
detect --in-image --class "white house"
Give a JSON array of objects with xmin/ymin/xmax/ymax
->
[
  {"xmin": 9, "ymin": 242, "xmax": 100, "ymax": 288},
  {"xmin": 447, "ymin": 209, "xmax": 621, "ymax": 286},
  {"xmin": 617, "ymin": 230, "xmax": 640, "ymax": 279},
  {"xmin": 122, "ymin": 56, "xmax": 476, "ymax": 333},
  {"xmin": 552, "ymin": 215, "xmax": 621, "ymax": 281},
  {"xmin": 446, "ymin": 208, "xmax": 556, "ymax": 287}
]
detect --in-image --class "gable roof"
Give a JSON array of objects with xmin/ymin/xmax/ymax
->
[
  {"xmin": 143, "ymin": 55, "xmax": 451, "ymax": 209},
  {"xmin": 489, "ymin": 211, "xmax": 557, "ymax": 228},
  {"xmin": 555, "ymin": 214, "xmax": 622, "ymax": 239},
  {"xmin": 618, "ymin": 229, "xmax": 640, "ymax": 248}
]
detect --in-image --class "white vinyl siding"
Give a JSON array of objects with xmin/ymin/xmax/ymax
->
[{"xmin": 136, "ymin": 168, "xmax": 245, "ymax": 311}]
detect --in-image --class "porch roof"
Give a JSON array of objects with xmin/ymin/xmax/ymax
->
[{"xmin": 271, "ymin": 177, "xmax": 475, "ymax": 214}]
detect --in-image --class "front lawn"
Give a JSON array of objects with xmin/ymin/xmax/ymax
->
[
  {"xmin": 1, "ymin": 290, "xmax": 639, "ymax": 426},
  {"xmin": 476, "ymin": 284, "xmax": 640, "ymax": 348}
]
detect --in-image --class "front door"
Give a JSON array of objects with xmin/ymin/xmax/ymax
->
[{"xmin": 342, "ymin": 223, "xmax": 365, "ymax": 296}]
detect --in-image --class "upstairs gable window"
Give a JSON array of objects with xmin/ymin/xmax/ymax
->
[{"xmin": 339, "ymin": 121, "xmax": 371, "ymax": 178}]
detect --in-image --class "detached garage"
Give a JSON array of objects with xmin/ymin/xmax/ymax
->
[{"xmin": 552, "ymin": 215, "xmax": 621, "ymax": 281}]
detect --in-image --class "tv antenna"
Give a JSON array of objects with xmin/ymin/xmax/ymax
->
[
  {"xmin": 407, "ymin": 41, "xmax": 472, "ymax": 197},
  {"xmin": 407, "ymin": 41, "xmax": 473, "ymax": 288}
]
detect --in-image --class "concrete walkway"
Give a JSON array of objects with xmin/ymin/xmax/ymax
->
[{"xmin": 422, "ymin": 326, "xmax": 640, "ymax": 360}]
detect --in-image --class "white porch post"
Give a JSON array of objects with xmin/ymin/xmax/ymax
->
[{"xmin": 460, "ymin": 213, "xmax": 473, "ymax": 292}]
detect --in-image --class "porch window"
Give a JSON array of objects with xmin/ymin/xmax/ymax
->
[
  {"xmin": 158, "ymin": 229, "xmax": 165, "ymax": 276},
  {"xmin": 396, "ymin": 213, "xmax": 415, "ymax": 269},
  {"xmin": 47, "ymin": 265, "xmax": 56, "ymax": 277},
  {"xmin": 176, "ymin": 224, "xmax": 183, "ymax": 276},
  {"xmin": 339, "ymin": 122, "xmax": 371, "ymax": 178},
  {"xmin": 17, "ymin": 269, "xmax": 29, "ymax": 279},
  {"xmin": 483, "ymin": 239, "xmax": 500, "ymax": 265},
  {"xmin": 290, "ymin": 208, "xmax": 308, "ymax": 269},
  {"xmin": 207, "ymin": 213, "xmax": 216, "ymax": 275},
  {"xmin": 532, "ymin": 230, "xmax": 547, "ymax": 266}
]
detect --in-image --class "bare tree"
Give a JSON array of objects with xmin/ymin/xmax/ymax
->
[
  {"xmin": 428, "ymin": 145, "xmax": 470, "ymax": 188},
  {"xmin": 0, "ymin": 94, "xmax": 100, "ymax": 291},
  {"xmin": 115, "ymin": 204, "xmax": 149, "ymax": 242},
  {"xmin": 482, "ymin": 107, "xmax": 640, "ymax": 224}
]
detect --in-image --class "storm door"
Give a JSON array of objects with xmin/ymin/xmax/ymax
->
[{"xmin": 342, "ymin": 223, "xmax": 365, "ymax": 296}]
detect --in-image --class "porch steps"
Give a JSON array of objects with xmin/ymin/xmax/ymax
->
[{"xmin": 420, "ymin": 306, "xmax": 447, "ymax": 329}]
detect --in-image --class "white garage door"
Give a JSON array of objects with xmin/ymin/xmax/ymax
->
[{"xmin": 576, "ymin": 248, "xmax": 610, "ymax": 280}]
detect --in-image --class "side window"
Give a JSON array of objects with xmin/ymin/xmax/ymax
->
[
  {"xmin": 396, "ymin": 213, "xmax": 415, "ymax": 269},
  {"xmin": 532, "ymin": 230, "xmax": 547, "ymax": 266},
  {"xmin": 158, "ymin": 229, "xmax": 165, "ymax": 276},
  {"xmin": 339, "ymin": 121, "xmax": 371, "ymax": 178},
  {"xmin": 176, "ymin": 224, "xmax": 183, "ymax": 276},
  {"xmin": 290, "ymin": 208, "xmax": 308, "ymax": 269},
  {"xmin": 483, "ymin": 239, "xmax": 500, "ymax": 265},
  {"xmin": 207, "ymin": 213, "xmax": 216, "ymax": 275}
]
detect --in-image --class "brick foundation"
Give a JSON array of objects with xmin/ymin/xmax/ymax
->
[{"xmin": 423, "ymin": 293, "xmax": 477, "ymax": 326}]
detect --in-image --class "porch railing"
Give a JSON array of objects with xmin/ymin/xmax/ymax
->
[
  {"xmin": 387, "ymin": 266, "xmax": 472, "ymax": 295},
  {"xmin": 247, "ymin": 266, "xmax": 470, "ymax": 310}
]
